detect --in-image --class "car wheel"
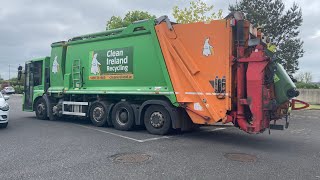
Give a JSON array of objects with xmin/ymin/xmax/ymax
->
[
  {"xmin": 89, "ymin": 101, "xmax": 109, "ymax": 127},
  {"xmin": 111, "ymin": 102, "xmax": 135, "ymax": 131},
  {"xmin": 35, "ymin": 98, "xmax": 48, "ymax": 120},
  {"xmin": 0, "ymin": 122, "xmax": 8, "ymax": 128},
  {"xmin": 144, "ymin": 105, "xmax": 172, "ymax": 135}
]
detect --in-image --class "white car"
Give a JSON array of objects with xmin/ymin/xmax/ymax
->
[
  {"xmin": 0, "ymin": 93, "xmax": 9, "ymax": 128},
  {"xmin": 2, "ymin": 86, "xmax": 15, "ymax": 94}
]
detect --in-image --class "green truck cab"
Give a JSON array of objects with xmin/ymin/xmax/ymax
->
[{"xmin": 23, "ymin": 57, "xmax": 50, "ymax": 112}]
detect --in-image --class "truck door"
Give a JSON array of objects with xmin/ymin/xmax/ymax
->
[
  {"xmin": 24, "ymin": 63, "xmax": 34, "ymax": 110},
  {"xmin": 44, "ymin": 66, "xmax": 50, "ymax": 92},
  {"xmin": 43, "ymin": 57, "xmax": 50, "ymax": 92}
]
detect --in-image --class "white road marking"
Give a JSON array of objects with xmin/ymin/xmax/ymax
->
[
  {"xmin": 76, "ymin": 124, "xmax": 170, "ymax": 143},
  {"xmin": 139, "ymin": 136, "xmax": 170, "ymax": 142},
  {"xmin": 208, "ymin": 127, "xmax": 226, "ymax": 132},
  {"xmin": 290, "ymin": 128, "xmax": 305, "ymax": 133},
  {"xmin": 77, "ymin": 125, "xmax": 225, "ymax": 143},
  {"xmin": 201, "ymin": 127, "xmax": 226, "ymax": 132}
]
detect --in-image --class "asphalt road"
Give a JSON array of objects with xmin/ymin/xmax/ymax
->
[{"xmin": 0, "ymin": 95, "xmax": 319, "ymax": 180}]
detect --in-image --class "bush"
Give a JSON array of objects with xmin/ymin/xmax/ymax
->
[
  {"xmin": 13, "ymin": 85, "xmax": 24, "ymax": 94},
  {"xmin": 295, "ymin": 82, "xmax": 319, "ymax": 89}
]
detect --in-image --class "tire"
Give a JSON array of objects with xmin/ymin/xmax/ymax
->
[
  {"xmin": 111, "ymin": 102, "xmax": 135, "ymax": 131},
  {"xmin": 89, "ymin": 101, "xmax": 109, "ymax": 127},
  {"xmin": 0, "ymin": 122, "xmax": 8, "ymax": 128},
  {"xmin": 144, "ymin": 105, "xmax": 172, "ymax": 135},
  {"xmin": 35, "ymin": 98, "xmax": 48, "ymax": 120}
]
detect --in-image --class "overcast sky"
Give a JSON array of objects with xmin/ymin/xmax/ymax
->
[{"xmin": 0, "ymin": 0, "xmax": 319, "ymax": 81}]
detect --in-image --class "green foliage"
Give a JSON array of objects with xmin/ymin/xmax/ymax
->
[
  {"xmin": 295, "ymin": 82, "xmax": 319, "ymax": 89},
  {"xmin": 1, "ymin": 73, "xmax": 25, "ymax": 89},
  {"xmin": 1, "ymin": 74, "xmax": 25, "ymax": 94},
  {"xmin": 13, "ymin": 85, "xmax": 24, "ymax": 94},
  {"xmin": 172, "ymin": 0, "xmax": 223, "ymax": 24},
  {"xmin": 0, "ymin": 74, "xmax": 4, "ymax": 85},
  {"xmin": 7, "ymin": 77, "xmax": 24, "ymax": 86},
  {"xmin": 229, "ymin": 0, "xmax": 304, "ymax": 75},
  {"xmin": 106, "ymin": 11, "xmax": 156, "ymax": 30},
  {"xmin": 294, "ymin": 71, "xmax": 319, "ymax": 89}
]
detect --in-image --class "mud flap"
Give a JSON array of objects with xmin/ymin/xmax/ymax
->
[{"xmin": 269, "ymin": 124, "xmax": 284, "ymax": 130}]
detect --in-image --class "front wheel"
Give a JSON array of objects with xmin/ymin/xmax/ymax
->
[
  {"xmin": 144, "ymin": 105, "xmax": 172, "ymax": 135},
  {"xmin": 35, "ymin": 98, "xmax": 48, "ymax": 120}
]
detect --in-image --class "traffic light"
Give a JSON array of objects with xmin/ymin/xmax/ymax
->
[{"xmin": 18, "ymin": 65, "xmax": 23, "ymax": 81}]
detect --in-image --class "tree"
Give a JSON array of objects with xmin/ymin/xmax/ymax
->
[
  {"xmin": 296, "ymin": 72, "xmax": 313, "ymax": 83},
  {"xmin": 295, "ymin": 72, "xmax": 304, "ymax": 82},
  {"xmin": 304, "ymin": 72, "xmax": 313, "ymax": 83},
  {"xmin": 106, "ymin": 11, "xmax": 156, "ymax": 30},
  {"xmin": 0, "ymin": 74, "xmax": 3, "ymax": 84},
  {"xmin": 172, "ymin": 0, "xmax": 223, "ymax": 24},
  {"xmin": 229, "ymin": 0, "xmax": 304, "ymax": 75},
  {"xmin": 294, "ymin": 72, "xmax": 318, "ymax": 89}
]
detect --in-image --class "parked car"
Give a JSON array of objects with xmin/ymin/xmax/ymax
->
[
  {"xmin": 0, "ymin": 92, "xmax": 9, "ymax": 128},
  {"xmin": 2, "ymin": 86, "xmax": 15, "ymax": 94}
]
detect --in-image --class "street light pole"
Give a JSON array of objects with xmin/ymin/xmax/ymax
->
[{"xmin": 8, "ymin": 64, "xmax": 10, "ymax": 85}]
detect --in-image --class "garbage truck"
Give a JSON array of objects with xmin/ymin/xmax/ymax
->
[{"xmin": 22, "ymin": 12, "xmax": 307, "ymax": 135}]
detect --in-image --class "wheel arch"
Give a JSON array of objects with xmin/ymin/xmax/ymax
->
[
  {"xmin": 139, "ymin": 100, "xmax": 179, "ymax": 129},
  {"xmin": 33, "ymin": 96, "xmax": 44, "ymax": 111},
  {"xmin": 42, "ymin": 94, "xmax": 56, "ymax": 121}
]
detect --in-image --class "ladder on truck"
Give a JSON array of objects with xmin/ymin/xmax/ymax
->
[
  {"xmin": 63, "ymin": 59, "xmax": 88, "ymax": 117},
  {"xmin": 72, "ymin": 59, "xmax": 82, "ymax": 89}
]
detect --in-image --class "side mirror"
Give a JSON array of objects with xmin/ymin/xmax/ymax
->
[{"xmin": 4, "ymin": 95, "xmax": 9, "ymax": 101}]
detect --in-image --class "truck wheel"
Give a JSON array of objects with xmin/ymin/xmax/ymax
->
[
  {"xmin": 0, "ymin": 122, "xmax": 8, "ymax": 128},
  {"xmin": 144, "ymin": 105, "xmax": 172, "ymax": 135},
  {"xmin": 90, "ymin": 101, "xmax": 109, "ymax": 127},
  {"xmin": 112, "ymin": 102, "xmax": 135, "ymax": 131},
  {"xmin": 35, "ymin": 98, "xmax": 48, "ymax": 120}
]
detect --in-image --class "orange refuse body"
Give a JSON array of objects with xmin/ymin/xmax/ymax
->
[{"xmin": 155, "ymin": 20, "xmax": 233, "ymax": 125}]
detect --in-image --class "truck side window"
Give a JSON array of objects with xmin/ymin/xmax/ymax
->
[{"xmin": 33, "ymin": 61, "xmax": 43, "ymax": 86}]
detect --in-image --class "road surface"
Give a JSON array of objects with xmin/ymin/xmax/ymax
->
[{"xmin": 0, "ymin": 95, "xmax": 319, "ymax": 180}]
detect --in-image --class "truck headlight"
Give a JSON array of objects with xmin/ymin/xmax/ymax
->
[{"xmin": 0, "ymin": 104, "xmax": 9, "ymax": 111}]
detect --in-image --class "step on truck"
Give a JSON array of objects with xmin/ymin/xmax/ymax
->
[{"xmin": 22, "ymin": 12, "xmax": 307, "ymax": 135}]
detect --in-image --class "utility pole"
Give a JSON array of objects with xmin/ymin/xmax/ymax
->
[{"xmin": 8, "ymin": 64, "xmax": 10, "ymax": 85}]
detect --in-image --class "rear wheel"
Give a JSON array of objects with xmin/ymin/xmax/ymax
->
[
  {"xmin": 112, "ymin": 102, "xmax": 135, "ymax": 131},
  {"xmin": 90, "ymin": 101, "xmax": 109, "ymax": 127},
  {"xmin": 35, "ymin": 98, "xmax": 48, "ymax": 120},
  {"xmin": 0, "ymin": 122, "xmax": 8, "ymax": 128},
  {"xmin": 144, "ymin": 105, "xmax": 172, "ymax": 135}
]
